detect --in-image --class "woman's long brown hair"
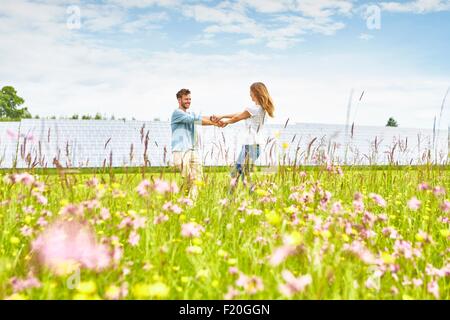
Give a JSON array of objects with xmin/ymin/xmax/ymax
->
[{"xmin": 250, "ymin": 82, "xmax": 275, "ymax": 118}]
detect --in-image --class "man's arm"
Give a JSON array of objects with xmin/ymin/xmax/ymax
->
[{"xmin": 201, "ymin": 116, "xmax": 220, "ymax": 126}]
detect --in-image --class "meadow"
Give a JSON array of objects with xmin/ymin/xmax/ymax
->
[{"xmin": 0, "ymin": 164, "xmax": 448, "ymax": 300}]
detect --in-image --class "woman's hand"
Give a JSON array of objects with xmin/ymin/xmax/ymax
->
[{"xmin": 210, "ymin": 115, "xmax": 223, "ymax": 123}]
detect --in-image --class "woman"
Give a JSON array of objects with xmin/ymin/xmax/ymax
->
[{"xmin": 211, "ymin": 82, "xmax": 275, "ymax": 188}]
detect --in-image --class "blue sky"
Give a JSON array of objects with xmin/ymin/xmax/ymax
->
[{"xmin": 0, "ymin": 0, "xmax": 449, "ymax": 129}]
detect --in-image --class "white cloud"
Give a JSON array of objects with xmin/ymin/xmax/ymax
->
[
  {"xmin": 359, "ymin": 33, "xmax": 374, "ymax": 40},
  {"xmin": 380, "ymin": 0, "xmax": 450, "ymax": 13}
]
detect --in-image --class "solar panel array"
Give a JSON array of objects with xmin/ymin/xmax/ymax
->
[{"xmin": 0, "ymin": 119, "xmax": 447, "ymax": 169}]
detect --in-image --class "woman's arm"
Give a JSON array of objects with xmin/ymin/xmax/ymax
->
[{"xmin": 222, "ymin": 110, "xmax": 251, "ymax": 125}]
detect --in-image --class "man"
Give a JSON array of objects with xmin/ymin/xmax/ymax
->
[{"xmin": 171, "ymin": 88, "xmax": 224, "ymax": 197}]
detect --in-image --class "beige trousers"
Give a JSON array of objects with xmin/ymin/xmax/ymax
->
[{"xmin": 172, "ymin": 150, "xmax": 203, "ymax": 185}]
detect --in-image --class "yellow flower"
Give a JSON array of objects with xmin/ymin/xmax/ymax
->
[
  {"xmin": 186, "ymin": 245, "xmax": 203, "ymax": 255},
  {"xmin": 105, "ymin": 285, "xmax": 120, "ymax": 299},
  {"xmin": 284, "ymin": 231, "xmax": 303, "ymax": 245},
  {"xmin": 218, "ymin": 249, "xmax": 229, "ymax": 258},
  {"xmin": 282, "ymin": 142, "xmax": 289, "ymax": 150},
  {"xmin": 77, "ymin": 281, "xmax": 97, "ymax": 295},
  {"xmin": 10, "ymin": 236, "xmax": 20, "ymax": 245},
  {"xmin": 181, "ymin": 276, "xmax": 190, "ymax": 284},
  {"xmin": 196, "ymin": 269, "xmax": 209, "ymax": 279},
  {"xmin": 53, "ymin": 259, "xmax": 80, "ymax": 276},
  {"xmin": 147, "ymin": 282, "xmax": 170, "ymax": 298},
  {"xmin": 6, "ymin": 293, "xmax": 28, "ymax": 300},
  {"xmin": 255, "ymin": 189, "xmax": 268, "ymax": 197},
  {"xmin": 381, "ymin": 252, "xmax": 395, "ymax": 264},
  {"xmin": 266, "ymin": 211, "xmax": 281, "ymax": 226},
  {"xmin": 60, "ymin": 199, "xmax": 69, "ymax": 206},
  {"xmin": 227, "ymin": 258, "xmax": 237, "ymax": 265},
  {"xmin": 212, "ymin": 280, "xmax": 219, "ymax": 288}
]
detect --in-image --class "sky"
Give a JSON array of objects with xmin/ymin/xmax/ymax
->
[{"xmin": 0, "ymin": 0, "xmax": 449, "ymax": 129}]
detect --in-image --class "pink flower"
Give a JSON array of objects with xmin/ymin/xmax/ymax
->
[
  {"xmin": 228, "ymin": 267, "xmax": 239, "ymax": 275},
  {"xmin": 433, "ymin": 186, "xmax": 446, "ymax": 197},
  {"xmin": 59, "ymin": 204, "xmax": 84, "ymax": 217},
  {"xmin": 132, "ymin": 216, "xmax": 147, "ymax": 230},
  {"xmin": 32, "ymin": 219, "xmax": 111, "ymax": 275},
  {"xmin": 407, "ymin": 197, "xmax": 421, "ymax": 211},
  {"xmin": 20, "ymin": 226, "xmax": 33, "ymax": 237},
  {"xmin": 278, "ymin": 270, "xmax": 312, "ymax": 297},
  {"xmin": 331, "ymin": 201, "xmax": 343, "ymax": 214},
  {"xmin": 128, "ymin": 231, "xmax": 140, "ymax": 246},
  {"xmin": 427, "ymin": 280, "xmax": 440, "ymax": 299},
  {"xmin": 440, "ymin": 200, "xmax": 450, "ymax": 213},
  {"xmin": 418, "ymin": 182, "xmax": 430, "ymax": 191},
  {"xmin": 10, "ymin": 273, "xmax": 41, "ymax": 293},
  {"xmin": 7, "ymin": 128, "xmax": 19, "ymax": 140},
  {"xmin": 153, "ymin": 179, "xmax": 170, "ymax": 194},
  {"xmin": 236, "ymin": 274, "xmax": 264, "ymax": 295},
  {"xmin": 100, "ymin": 208, "xmax": 111, "ymax": 220},
  {"xmin": 369, "ymin": 193, "xmax": 387, "ymax": 207},
  {"xmin": 170, "ymin": 181, "xmax": 179, "ymax": 194},
  {"xmin": 224, "ymin": 286, "xmax": 240, "ymax": 300},
  {"xmin": 35, "ymin": 194, "xmax": 48, "ymax": 205},
  {"xmin": 412, "ymin": 278, "xmax": 423, "ymax": 287},
  {"xmin": 181, "ymin": 222, "xmax": 204, "ymax": 238},
  {"xmin": 86, "ymin": 177, "xmax": 99, "ymax": 187},
  {"xmin": 136, "ymin": 179, "xmax": 151, "ymax": 197},
  {"xmin": 15, "ymin": 173, "xmax": 35, "ymax": 186},
  {"xmin": 153, "ymin": 214, "xmax": 169, "ymax": 225},
  {"xmin": 178, "ymin": 197, "xmax": 194, "ymax": 206},
  {"xmin": 269, "ymin": 245, "xmax": 296, "ymax": 266}
]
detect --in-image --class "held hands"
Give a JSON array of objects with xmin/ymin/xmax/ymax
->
[{"xmin": 210, "ymin": 115, "xmax": 228, "ymax": 128}]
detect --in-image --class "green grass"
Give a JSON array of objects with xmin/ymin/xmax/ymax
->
[{"xmin": 0, "ymin": 164, "xmax": 449, "ymax": 300}]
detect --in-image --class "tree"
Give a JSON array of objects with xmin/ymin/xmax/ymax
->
[
  {"xmin": 94, "ymin": 113, "xmax": 103, "ymax": 120},
  {"xmin": 0, "ymin": 86, "xmax": 32, "ymax": 119},
  {"xmin": 71, "ymin": 114, "xmax": 79, "ymax": 120},
  {"xmin": 386, "ymin": 117, "xmax": 398, "ymax": 127}
]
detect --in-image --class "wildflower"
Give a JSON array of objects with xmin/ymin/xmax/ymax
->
[
  {"xmin": 153, "ymin": 179, "xmax": 171, "ymax": 194},
  {"xmin": 269, "ymin": 245, "xmax": 296, "ymax": 266},
  {"xmin": 228, "ymin": 267, "xmax": 239, "ymax": 275},
  {"xmin": 86, "ymin": 177, "xmax": 99, "ymax": 188},
  {"xmin": 10, "ymin": 273, "xmax": 41, "ymax": 293},
  {"xmin": 128, "ymin": 231, "xmax": 140, "ymax": 246},
  {"xmin": 100, "ymin": 208, "xmax": 111, "ymax": 220},
  {"xmin": 186, "ymin": 245, "xmax": 203, "ymax": 255},
  {"xmin": 20, "ymin": 226, "xmax": 33, "ymax": 237},
  {"xmin": 407, "ymin": 197, "xmax": 421, "ymax": 211},
  {"xmin": 427, "ymin": 280, "xmax": 440, "ymax": 299},
  {"xmin": 224, "ymin": 286, "xmax": 240, "ymax": 300},
  {"xmin": 418, "ymin": 182, "xmax": 430, "ymax": 191},
  {"xmin": 440, "ymin": 200, "xmax": 450, "ymax": 213},
  {"xmin": 133, "ymin": 282, "xmax": 169, "ymax": 299},
  {"xmin": 178, "ymin": 197, "xmax": 194, "ymax": 206},
  {"xmin": 59, "ymin": 204, "xmax": 84, "ymax": 217},
  {"xmin": 153, "ymin": 214, "xmax": 169, "ymax": 225},
  {"xmin": 32, "ymin": 219, "xmax": 111, "ymax": 275},
  {"xmin": 369, "ymin": 193, "xmax": 387, "ymax": 207},
  {"xmin": 331, "ymin": 201, "xmax": 343, "ymax": 214},
  {"xmin": 432, "ymin": 186, "xmax": 446, "ymax": 197},
  {"xmin": 136, "ymin": 179, "xmax": 151, "ymax": 197},
  {"xmin": 236, "ymin": 274, "xmax": 264, "ymax": 295},
  {"xmin": 412, "ymin": 278, "xmax": 423, "ymax": 287},
  {"xmin": 181, "ymin": 222, "xmax": 204, "ymax": 238},
  {"xmin": 278, "ymin": 270, "xmax": 312, "ymax": 297}
]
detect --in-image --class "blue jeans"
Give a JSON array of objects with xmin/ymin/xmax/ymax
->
[{"xmin": 235, "ymin": 144, "xmax": 260, "ymax": 182}]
